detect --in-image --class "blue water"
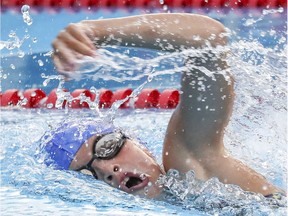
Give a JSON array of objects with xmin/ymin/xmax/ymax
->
[{"xmin": 1, "ymin": 7, "xmax": 287, "ymax": 216}]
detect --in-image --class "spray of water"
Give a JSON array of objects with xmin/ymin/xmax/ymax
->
[{"xmin": 1, "ymin": 7, "xmax": 286, "ymax": 215}]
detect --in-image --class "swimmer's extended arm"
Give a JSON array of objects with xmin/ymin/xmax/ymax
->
[{"xmin": 52, "ymin": 13, "xmax": 226, "ymax": 71}]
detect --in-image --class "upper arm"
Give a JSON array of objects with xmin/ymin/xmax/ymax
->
[
  {"xmin": 178, "ymin": 53, "xmax": 234, "ymax": 153},
  {"xmin": 163, "ymin": 51, "xmax": 235, "ymax": 176}
]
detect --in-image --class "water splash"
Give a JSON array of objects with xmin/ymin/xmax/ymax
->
[
  {"xmin": 244, "ymin": 7, "xmax": 284, "ymax": 26},
  {"xmin": 0, "ymin": 31, "xmax": 26, "ymax": 51},
  {"xmin": 21, "ymin": 5, "xmax": 33, "ymax": 26},
  {"xmin": 59, "ymin": 46, "xmax": 226, "ymax": 82},
  {"xmin": 0, "ymin": 5, "xmax": 34, "ymax": 54},
  {"xmin": 157, "ymin": 169, "xmax": 287, "ymax": 215}
]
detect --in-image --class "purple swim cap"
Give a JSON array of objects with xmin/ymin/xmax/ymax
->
[{"xmin": 40, "ymin": 119, "xmax": 116, "ymax": 170}]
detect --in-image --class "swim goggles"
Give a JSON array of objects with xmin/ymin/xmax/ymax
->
[{"xmin": 77, "ymin": 131, "xmax": 127, "ymax": 179}]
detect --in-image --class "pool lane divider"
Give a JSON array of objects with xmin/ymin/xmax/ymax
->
[
  {"xmin": 0, "ymin": 88, "xmax": 180, "ymax": 109},
  {"xmin": 1, "ymin": 0, "xmax": 286, "ymax": 8}
]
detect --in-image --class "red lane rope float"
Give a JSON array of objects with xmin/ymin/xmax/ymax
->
[
  {"xmin": 0, "ymin": 88, "xmax": 180, "ymax": 109},
  {"xmin": 158, "ymin": 89, "xmax": 179, "ymax": 109},
  {"xmin": 22, "ymin": 88, "xmax": 46, "ymax": 108},
  {"xmin": 0, "ymin": 89, "xmax": 22, "ymax": 106},
  {"xmin": 98, "ymin": 89, "xmax": 114, "ymax": 108},
  {"xmin": 111, "ymin": 88, "xmax": 133, "ymax": 109},
  {"xmin": 1, "ymin": 0, "xmax": 286, "ymax": 8},
  {"xmin": 42, "ymin": 88, "xmax": 68, "ymax": 109},
  {"xmin": 134, "ymin": 89, "xmax": 160, "ymax": 108},
  {"xmin": 71, "ymin": 89, "xmax": 95, "ymax": 108}
]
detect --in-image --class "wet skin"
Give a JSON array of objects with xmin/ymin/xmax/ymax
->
[{"xmin": 70, "ymin": 135, "xmax": 164, "ymax": 198}]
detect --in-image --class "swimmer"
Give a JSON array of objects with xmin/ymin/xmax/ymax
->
[{"xmin": 45, "ymin": 13, "xmax": 285, "ymax": 199}]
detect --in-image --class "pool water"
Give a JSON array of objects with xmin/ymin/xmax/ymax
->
[{"xmin": 1, "ymin": 6, "xmax": 287, "ymax": 216}]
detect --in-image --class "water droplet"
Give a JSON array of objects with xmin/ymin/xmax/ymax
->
[
  {"xmin": 269, "ymin": 30, "xmax": 276, "ymax": 36},
  {"xmin": 38, "ymin": 60, "xmax": 44, "ymax": 67},
  {"xmin": 17, "ymin": 50, "xmax": 25, "ymax": 58},
  {"xmin": 244, "ymin": 19, "xmax": 255, "ymax": 26},
  {"xmin": 9, "ymin": 31, "xmax": 16, "ymax": 37},
  {"xmin": 147, "ymin": 74, "xmax": 153, "ymax": 82},
  {"xmin": 21, "ymin": 5, "xmax": 33, "ymax": 26},
  {"xmin": 279, "ymin": 36, "xmax": 286, "ymax": 44},
  {"xmin": 162, "ymin": 5, "xmax": 168, "ymax": 11},
  {"xmin": 21, "ymin": 5, "xmax": 30, "ymax": 14},
  {"xmin": 31, "ymin": 91, "xmax": 36, "ymax": 97},
  {"xmin": 140, "ymin": 173, "xmax": 147, "ymax": 180},
  {"xmin": 260, "ymin": 31, "xmax": 266, "ymax": 37},
  {"xmin": 10, "ymin": 64, "xmax": 15, "ymax": 70},
  {"xmin": 32, "ymin": 37, "xmax": 37, "ymax": 43},
  {"xmin": 47, "ymin": 103, "xmax": 53, "ymax": 109}
]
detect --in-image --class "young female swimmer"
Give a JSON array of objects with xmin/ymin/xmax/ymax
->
[{"xmin": 44, "ymin": 13, "xmax": 285, "ymax": 199}]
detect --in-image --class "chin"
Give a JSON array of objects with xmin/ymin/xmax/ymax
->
[{"xmin": 133, "ymin": 181, "xmax": 163, "ymax": 199}]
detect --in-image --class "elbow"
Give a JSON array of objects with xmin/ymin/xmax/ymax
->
[
  {"xmin": 186, "ymin": 14, "xmax": 229, "ymax": 48},
  {"xmin": 210, "ymin": 19, "xmax": 228, "ymax": 47}
]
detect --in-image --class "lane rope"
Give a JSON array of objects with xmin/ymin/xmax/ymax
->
[
  {"xmin": 1, "ymin": 0, "xmax": 286, "ymax": 8},
  {"xmin": 0, "ymin": 88, "xmax": 180, "ymax": 109}
]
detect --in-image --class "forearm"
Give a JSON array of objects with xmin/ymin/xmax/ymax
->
[
  {"xmin": 81, "ymin": 13, "xmax": 227, "ymax": 51},
  {"xmin": 204, "ymin": 153, "xmax": 284, "ymax": 196}
]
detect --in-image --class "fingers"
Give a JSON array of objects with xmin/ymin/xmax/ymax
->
[
  {"xmin": 60, "ymin": 25, "xmax": 96, "ymax": 56},
  {"xmin": 52, "ymin": 23, "xmax": 96, "ymax": 72},
  {"xmin": 67, "ymin": 24, "xmax": 96, "ymax": 51}
]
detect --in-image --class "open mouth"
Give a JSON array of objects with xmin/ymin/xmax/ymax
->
[
  {"xmin": 124, "ymin": 176, "xmax": 143, "ymax": 188},
  {"xmin": 120, "ymin": 173, "xmax": 149, "ymax": 192}
]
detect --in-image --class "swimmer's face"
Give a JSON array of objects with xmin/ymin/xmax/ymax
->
[{"xmin": 69, "ymin": 134, "xmax": 164, "ymax": 198}]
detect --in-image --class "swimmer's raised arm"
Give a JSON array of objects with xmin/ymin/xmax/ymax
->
[
  {"xmin": 156, "ymin": 17, "xmax": 283, "ymax": 196},
  {"xmin": 52, "ymin": 13, "xmax": 226, "ymax": 71}
]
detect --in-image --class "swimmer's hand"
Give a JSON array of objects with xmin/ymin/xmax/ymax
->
[{"xmin": 52, "ymin": 22, "xmax": 96, "ymax": 72}]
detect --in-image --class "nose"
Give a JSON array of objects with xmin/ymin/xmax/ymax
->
[{"xmin": 103, "ymin": 164, "xmax": 120, "ymax": 185}]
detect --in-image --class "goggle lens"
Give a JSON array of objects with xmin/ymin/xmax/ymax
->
[{"xmin": 94, "ymin": 132, "xmax": 126, "ymax": 159}]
